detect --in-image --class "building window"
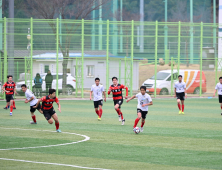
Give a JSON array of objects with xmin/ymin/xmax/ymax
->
[
  {"xmin": 87, "ymin": 65, "xmax": 94, "ymax": 77},
  {"xmin": 73, "ymin": 66, "xmax": 81, "ymax": 77},
  {"xmin": 44, "ymin": 65, "xmax": 49, "ymax": 73}
]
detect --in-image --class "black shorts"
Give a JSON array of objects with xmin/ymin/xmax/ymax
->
[
  {"xmin": 114, "ymin": 99, "xmax": 123, "ymax": 108},
  {"xmin": 6, "ymin": 94, "xmax": 14, "ymax": 102},
  {"xmin": 94, "ymin": 100, "xmax": 103, "ymax": 108},
  {"xmin": 137, "ymin": 109, "xmax": 148, "ymax": 119},
  {"xmin": 219, "ymin": 95, "xmax": 222, "ymax": 103},
  {"xmin": 43, "ymin": 107, "xmax": 56, "ymax": 120},
  {"xmin": 30, "ymin": 103, "xmax": 41, "ymax": 113},
  {"xmin": 176, "ymin": 92, "xmax": 185, "ymax": 101}
]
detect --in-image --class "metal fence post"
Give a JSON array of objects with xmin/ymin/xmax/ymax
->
[
  {"xmin": 199, "ymin": 22, "xmax": 203, "ymax": 97},
  {"xmin": 177, "ymin": 21, "xmax": 181, "ymax": 74},
  {"xmin": 154, "ymin": 20, "xmax": 158, "ymax": 98},
  {"xmin": 106, "ymin": 20, "xmax": 109, "ymax": 94},
  {"xmin": 171, "ymin": 57, "xmax": 174, "ymax": 96},
  {"xmin": 30, "ymin": 17, "xmax": 33, "ymax": 91},
  {"xmin": 25, "ymin": 56, "xmax": 27, "ymax": 85},
  {"xmin": 119, "ymin": 59, "xmax": 121, "ymax": 84},
  {"xmin": 130, "ymin": 20, "xmax": 134, "ymax": 97},
  {"xmin": 81, "ymin": 19, "xmax": 84, "ymax": 98},
  {"xmin": 3, "ymin": 17, "xmax": 7, "ymax": 100},
  {"xmin": 56, "ymin": 18, "xmax": 59, "ymax": 96}
]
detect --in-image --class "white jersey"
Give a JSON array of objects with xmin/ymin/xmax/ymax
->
[
  {"xmin": 136, "ymin": 93, "xmax": 152, "ymax": 111},
  {"xmin": 25, "ymin": 89, "xmax": 38, "ymax": 106},
  {"xmin": 91, "ymin": 84, "xmax": 105, "ymax": 101},
  {"xmin": 215, "ymin": 83, "xmax": 222, "ymax": 95},
  {"xmin": 174, "ymin": 81, "xmax": 186, "ymax": 93}
]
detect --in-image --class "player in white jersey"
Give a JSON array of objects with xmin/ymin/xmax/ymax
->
[
  {"xmin": 127, "ymin": 86, "xmax": 153, "ymax": 132},
  {"xmin": 90, "ymin": 78, "xmax": 106, "ymax": 121},
  {"xmin": 21, "ymin": 84, "xmax": 43, "ymax": 124},
  {"xmin": 174, "ymin": 75, "xmax": 187, "ymax": 114},
  {"xmin": 213, "ymin": 77, "xmax": 222, "ymax": 115}
]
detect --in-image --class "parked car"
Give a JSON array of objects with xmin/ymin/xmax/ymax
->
[
  {"xmin": 16, "ymin": 73, "xmax": 76, "ymax": 95},
  {"xmin": 143, "ymin": 69, "xmax": 207, "ymax": 95}
]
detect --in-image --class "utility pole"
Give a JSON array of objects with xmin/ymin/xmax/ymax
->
[
  {"xmin": 164, "ymin": 0, "xmax": 168, "ymax": 63},
  {"xmin": 190, "ymin": 0, "xmax": 193, "ymax": 64},
  {"xmin": 140, "ymin": 0, "xmax": 144, "ymax": 52}
]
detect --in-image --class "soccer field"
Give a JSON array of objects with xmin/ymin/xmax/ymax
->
[{"xmin": 0, "ymin": 98, "xmax": 222, "ymax": 170}]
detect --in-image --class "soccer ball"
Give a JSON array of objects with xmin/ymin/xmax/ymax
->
[{"xmin": 134, "ymin": 127, "xmax": 140, "ymax": 134}]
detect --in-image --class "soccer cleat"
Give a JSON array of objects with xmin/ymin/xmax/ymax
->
[
  {"xmin": 182, "ymin": 112, "xmax": 185, "ymax": 114},
  {"xmin": 13, "ymin": 107, "xmax": 16, "ymax": 109},
  {"xmin": 121, "ymin": 119, "xmax": 125, "ymax": 125},
  {"xmin": 98, "ymin": 117, "xmax": 101, "ymax": 121},
  {"xmin": 179, "ymin": 110, "xmax": 182, "ymax": 114},
  {"xmin": 221, "ymin": 113, "xmax": 222, "ymax": 116},
  {"xmin": 56, "ymin": 129, "xmax": 62, "ymax": 133},
  {"xmin": 118, "ymin": 115, "xmax": 122, "ymax": 122},
  {"xmin": 30, "ymin": 121, "xmax": 37, "ymax": 124},
  {"xmin": 140, "ymin": 127, "xmax": 144, "ymax": 132},
  {"xmin": 4, "ymin": 107, "xmax": 8, "ymax": 110},
  {"xmin": 10, "ymin": 112, "xmax": 12, "ymax": 116}
]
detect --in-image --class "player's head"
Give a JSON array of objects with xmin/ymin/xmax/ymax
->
[
  {"xmin": 21, "ymin": 84, "xmax": 27, "ymax": 92},
  {"xmin": 7, "ymin": 75, "xmax": 13, "ymax": 82},
  {"xmin": 219, "ymin": 77, "xmax": 222, "ymax": 83},
  {"xmin": 112, "ymin": 77, "xmax": 118, "ymax": 85},
  {"xmin": 178, "ymin": 75, "xmax": 182, "ymax": 81},
  {"xmin": 95, "ymin": 77, "xmax": 100, "ymax": 85},
  {"xmin": 48, "ymin": 70, "xmax": 51, "ymax": 74},
  {"xmin": 49, "ymin": 88, "xmax": 56, "ymax": 98},
  {"xmin": 140, "ymin": 86, "xmax": 146, "ymax": 95}
]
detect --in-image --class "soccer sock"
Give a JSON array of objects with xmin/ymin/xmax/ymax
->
[
  {"xmin": 182, "ymin": 105, "xmax": 184, "ymax": 112},
  {"xmin": 55, "ymin": 122, "xmax": 59, "ymax": 130},
  {"xmin": 5, "ymin": 104, "xmax": 8, "ymax": 108},
  {"xmin": 141, "ymin": 121, "xmax": 145, "ymax": 127},
  {"xmin": 134, "ymin": 118, "xmax": 140, "ymax": 128},
  {"xmin": 120, "ymin": 112, "xmax": 124, "ymax": 120},
  {"xmin": 32, "ymin": 115, "xmax": 37, "ymax": 123},
  {"xmin": 116, "ymin": 108, "xmax": 121, "ymax": 116},
  {"xmin": 99, "ymin": 109, "xmax": 103, "ymax": 118},
  {"xmin": 221, "ymin": 106, "xmax": 222, "ymax": 110},
  {"xmin": 177, "ymin": 103, "xmax": 181, "ymax": 110},
  {"xmin": 95, "ymin": 110, "xmax": 99, "ymax": 116},
  {"xmin": 10, "ymin": 105, "xmax": 13, "ymax": 113},
  {"xmin": 13, "ymin": 100, "xmax": 15, "ymax": 107}
]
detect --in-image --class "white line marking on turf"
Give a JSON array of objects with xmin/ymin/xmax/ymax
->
[
  {"xmin": 0, "ymin": 127, "xmax": 90, "ymax": 151},
  {"xmin": 0, "ymin": 158, "xmax": 111, "ymax": 170}
]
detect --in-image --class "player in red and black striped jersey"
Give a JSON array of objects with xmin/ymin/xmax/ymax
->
[
  {"xmin": 1, "ymin": 75, "xmax": 17, "ymax": 116},
  {"xmin": 34, "ymin": 89, "xmax": 62, "ymax": 132},
  {"xmin": 108, "ymin": 77, "xmax": 128, "ymax": 125}
]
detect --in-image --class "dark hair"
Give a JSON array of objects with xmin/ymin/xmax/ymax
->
[
  {"xmin": 140, "ymin": 86, "xmax": 146, "ymax": 91},
  {"xmin": 112, "ymin": 77, "xmax": 118, "ymax": 81},
  {"xmin": 7, "ymin": 75, "xmax": 13, "ymax": 79},
  {"xmin": 95, "ymin": 77, "xmax": 100, "ymax": 81},
  {"xmin": 21, "ymin": 84, "xmax": 27, "ymax": 88},
  {"xmin": 178, "ymin": 75, "xmax": 182, "ymax": 78},
  {"xmin": 49, "ymin": 88, "xmax": 56, "ymax": 95},
  {"xmin": 219, "ymin": 77, "xmax": 222, "ymax": 80}
]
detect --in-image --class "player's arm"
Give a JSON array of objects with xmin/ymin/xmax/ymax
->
[
  {"xmin": 213, "ymin": 89, "xmax": 217, "ymax": 97},
  {"xmin": 103, "ymin": 91, "xmax": 106, "ymax": 102},
  {"xmin": 142, "ymin": 101, "xmax": 153, "ymax": 107},
  {"xmin": 14, "ymin": 84, "xmax": 17, "ymax": 95},
  {"xmin": 90, "ymin": 91, "xmax": 93, "ymax": 100},
  {"xmin": 25, "ymin": 96, "xmax": 34, "ymax": 103},
  {"xmin": 2, "ymin": 83, "xmax": 8, "ymax": 93},
  {"xmin": 33, "ymin": 99, "xmax": 42, "ymax": 108},
  {"xmin": 107, "ymin": 86, "xmax": 111, "ymax": 95},
  {"xmin": 57, "ymin": 102, "xmax": 61, "ymax": 112},
  {"xmin": 184, "ymin": 84, "xmax": 187, "ymax": 98},
  {"xmin": 126, "ymin": 95, "xmax": 136, "ymax": 103},
  {"xmin": 174, "ymin": 88, "xmax": 176, "ymax": 97},
  {"xmin": 122, "ymin": 84, "xmax": 128, "ymax": 99}
]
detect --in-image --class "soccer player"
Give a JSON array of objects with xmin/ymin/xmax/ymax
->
[
  {"xmin": 34, "ymin": 89, "xmax": 61, "ymax": 132},
  {"xmin": 21, "ymin": 84, "xmax": 43, "ymax": 124},
  {"xmin": 213, "ymin": 77, "xmax": 222, "ymax": 115},
  {"xmin": 108, "ymin": 77, "xmax": 128, "ymax": 125},
  {"xmin": 90, "ymin": 78, "xmax": 106, "ymax": 121},
  {"xmin": 174, "ymin": 75, "xmax": 187, "ymax": 114},
  {"xmin": 1, "ymin": 75, "xmax": 17, "ymax": 116}
]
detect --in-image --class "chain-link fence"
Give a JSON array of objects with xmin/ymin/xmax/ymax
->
[{"xmin": 0, "ymin": 18, "xmax": 220, "ymax": 99}]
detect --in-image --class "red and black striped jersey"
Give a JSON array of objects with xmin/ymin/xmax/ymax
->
[
  {"xmin": 108, "ymin": 84, "xmax": 128, "ymax": 100},
  {"xmin": 41, "ymin": 95, "xmax": 59, "ymax": 110},
  {"xmin": 3, "ymin": 81, "xmax": 16, "ymax": 95}
]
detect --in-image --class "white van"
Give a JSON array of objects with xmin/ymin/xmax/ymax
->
[{"xmin": 142, "ymin": 70, "xmax": 207, "ymax": 95}]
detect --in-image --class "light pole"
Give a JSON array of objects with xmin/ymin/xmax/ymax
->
[
  {"xmin": 26, "ymin": 28, "xmax": 31, "ymax": 87},
  {"xmin": 140, "ymin": 0, "xmax": 144, "ymax": 52},
  {"xmin": 190, "ymin": 0, "xmax": 193, "ymax": 64},
  {"xmin": 163, "ymin": 0, "xmax": 168, "ymax": 63}
]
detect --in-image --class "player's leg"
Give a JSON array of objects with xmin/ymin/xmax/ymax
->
[
  {"xmin": 220, "ymin": 102, "xmax": 222, "ymax": 115},
  {"xmin": 94, "ymin": 101, "xmax": 99, "ymax": 117},
  {"xmin": 4, "ymin": 95, "xmax": 10, "ymax": 109},
  {"xmin": 9, "ymin": 99, "xmax": 14, "ymax": 116},
  {"xmin": 181, "ymin": 100, "xmax": 185, "ymax": 114},
  {"xmin": 98, "ymin": 105, "xmax": 103, "ymax": 120},
  {"xmin": 51, "ymin": 113, "xmax": 61, "ymax": 132},
  {"xmin": 140, "ymin": 111, "xmax": 147, "ymax": 132},
  {"xmin": 133, "ymin": 110, "xmax": 141, "ymax": 129},
  {"xmin": 30, "ymin": 106, "xmax": 37, "ymax": 124},
  {"xmin": 13, "ymin": 100, "xmax": 16, "ymax": 109},
  {"xmin": 114, "ymin": 102, "xmax": 122, "ymax": 121},
  {"xmin": 177, "ymin": 97, "xmax": 182, "ymax": 114}
]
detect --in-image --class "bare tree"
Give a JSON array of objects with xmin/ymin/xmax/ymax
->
[{"xmin": 23, "ymin": 0, "xmax": 111, "ymax": 94}]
